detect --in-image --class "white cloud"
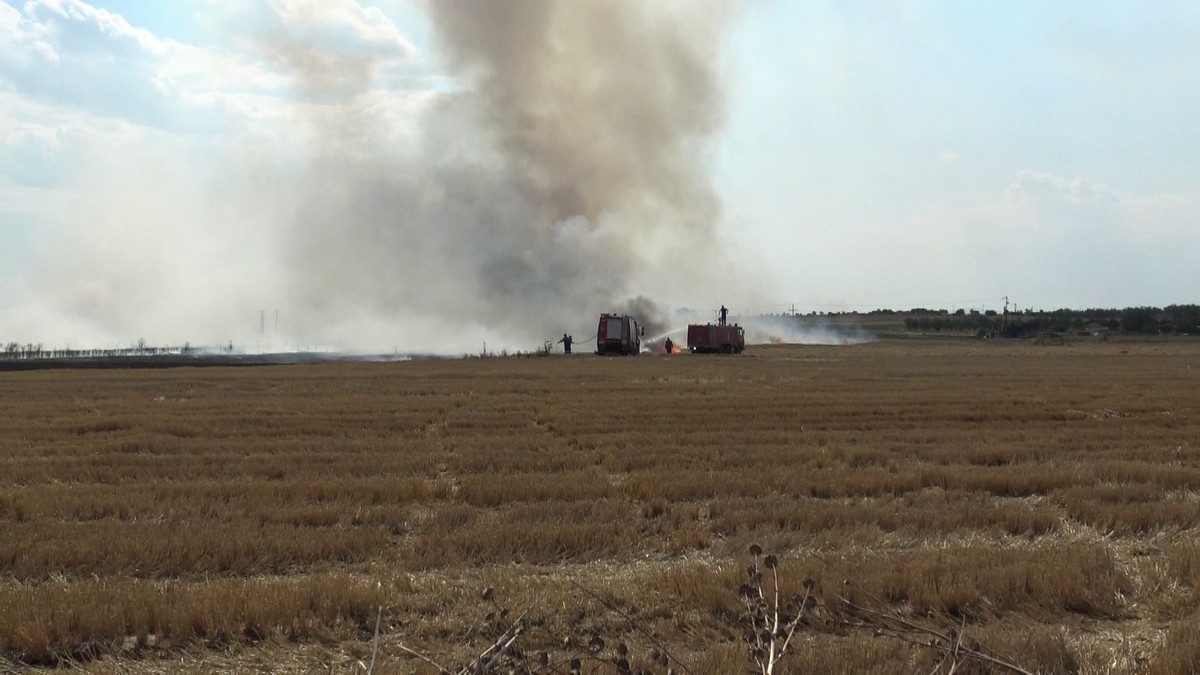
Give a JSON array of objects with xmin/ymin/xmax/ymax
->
[
  {"xmin": 0, "ymin": 90, "xmax": 106, "ymax": 188},
  {"xmin": 906, "ymin": 170, "xmax": 1200, "ymax": 308},
  {"xmin": 269, "ymin": 0, "xmax": 418, "ymax": 59},
  {"xmin": 0, "ymin": 0, "xmax": 435, "ymax": 184},
  {"xmin": 0, "ymin": 1, "xmax": 59, "ymax": 63},
  {"xmin": 1001, "ymin": 170, "xmax": 1200, "ymax": 253},
  {"xmin": 1004, "ymin": 170, "xmax": 1119, "ymax": 208},
  {"xmin": 25, "ymin": 0, "xmax": 169, "ymax": 56},
  {"xmin": 3, "ymin": 2, "xmax": 218, "ymax": 132},
  {"xmin": 2, "ymin": 0, "xmax": 428, "ymax": 137},
  {"xmin": 0, "ymin": 0, "xmax": 441, "ymax": 349}
]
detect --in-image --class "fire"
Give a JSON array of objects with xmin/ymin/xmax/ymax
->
[{"xmin": 651, "ymin": 339, "xmax": 683, "ymax": 355}]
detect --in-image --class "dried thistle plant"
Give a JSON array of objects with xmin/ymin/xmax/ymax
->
[
  {"xmin": 739, "ymin": 544, "xmax": 813, "ymax": 675},
  {"xmin": 395, "ymin": 584, "xmax": 688, "ymax": 675}
]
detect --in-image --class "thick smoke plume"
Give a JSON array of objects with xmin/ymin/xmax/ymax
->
[
  {"xmin": 9, "ymin": 2, "xmax": 740, "ymax": 354},
  {"xmin": 277, "ymin": 1, "xmax": 737, "ymax": 351}
]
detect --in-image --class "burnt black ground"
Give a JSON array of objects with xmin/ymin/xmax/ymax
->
[{"xmin": 0, "ymin": 352, "xmax": 428, "ymax": 372}]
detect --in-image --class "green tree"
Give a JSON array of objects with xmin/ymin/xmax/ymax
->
[{"xmin": 1120, "ymin": 307, "xmax": 1160, "ymax": 334}]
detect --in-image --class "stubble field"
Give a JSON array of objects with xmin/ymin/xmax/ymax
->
[{"xmin": 1, "ymin": 338, "xmax": 1199, "ymax": 673}]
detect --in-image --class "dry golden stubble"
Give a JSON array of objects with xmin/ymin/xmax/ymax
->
[
  {"xmin": 0, "ymin": 573, "xmax": 388, "ymax": 667},
  {"xmin": 1147, "ymin": 612, "xmax": 1200, "ymax": 675},
  {"xmin": 0, "ymin": 339, "xmax": 1197, "ymax": 670}
]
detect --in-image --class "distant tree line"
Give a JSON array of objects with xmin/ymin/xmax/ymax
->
[
  {"xmin": 1, "ymin": 340, "xmax": 192, "ymax": 360},
  {"xmin": 3, "ymin": 342, "xmax": 44, "ymax": 359},
  {"xmin": 902, "ymin": 305, "xmax": 1200, "ymax": 337}
]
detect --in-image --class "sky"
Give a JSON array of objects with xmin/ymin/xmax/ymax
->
[{"xmin": 1, "ymin": 0, "xmax": 1198, "ymax": 352}]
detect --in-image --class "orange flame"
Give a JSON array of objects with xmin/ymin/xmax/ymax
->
[{"xmin": 652, "ymin": 339, "xmax": 683, "ymax": 354}]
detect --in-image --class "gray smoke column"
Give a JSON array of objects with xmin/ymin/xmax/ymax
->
[
  {"xmin": 277, "ymin": 1, "xmax": 739, "ymax": 350},
  {"xmin": 428, "ymin": 1, "xmax": 725, "ymax": 232}
]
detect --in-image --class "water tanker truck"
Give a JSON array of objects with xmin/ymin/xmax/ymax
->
[{"xmin": 687, "ymin": 305, "xmax": 745, "ymax": 354}]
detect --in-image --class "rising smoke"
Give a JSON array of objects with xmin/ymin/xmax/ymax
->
[
  {"xmin": 10, "ymin": 2, "xmax": 742, "ymax": 354},
  {"xmin": 279, "ymin": 1, "xmax": 739, "ymax": 353},
  {"xmin": 274, "ymin": 1, "xmax": 739, "ymax": 351}
]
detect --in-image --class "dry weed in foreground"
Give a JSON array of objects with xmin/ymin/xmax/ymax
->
[
  {"xmin": 392, "ymin": 583, "xmax": 695, "ymax": 675},
  {"xmin": 0, "ymin": 574, "xmax": 387, "ymax": 666},
  {"xmin": 382, "ymin": 545, "xmax": 1038, "ymax": 675}
]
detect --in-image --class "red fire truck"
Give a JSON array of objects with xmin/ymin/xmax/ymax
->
[
  {"xmin": 687, "ymin": 305, "xmax": 745, "ymax": 354},
  {"xmin": 595, "ymin": 314, "xmax": 643, "ymax": 355}
]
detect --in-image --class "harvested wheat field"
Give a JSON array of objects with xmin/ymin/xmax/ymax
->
[{"xmin": 2, "ymin": 338, "xmax": 1199, "ymax": 674}]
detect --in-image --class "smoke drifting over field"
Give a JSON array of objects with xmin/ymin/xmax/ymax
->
[
  {"xmin": 6, "ymin": 2, "xmax": 740, "ymax": 354},
  {"xmin": 254, "ymin": 1, "xmax": 737, "ymax": 352},
  {"xmin": 665, "ymin": 309, "xmax": 875, "ymax": 347},
  {"xmin": 739, "ymin": 315, "xmax": 875, "ymax": 346}
]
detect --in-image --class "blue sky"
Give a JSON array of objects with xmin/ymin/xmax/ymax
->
[
  {"xmin": 717, "ymin": 2, "xmax": 1199, "ymax": 312},
  {"xmin": 1, "ymin": 1, "xmax": 1198, "ymax": 350}
]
